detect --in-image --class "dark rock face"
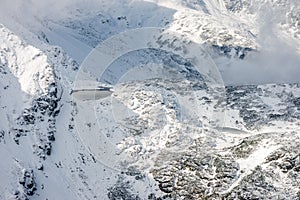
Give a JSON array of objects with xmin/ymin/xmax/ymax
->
[
  {"xmin": 107, "ymin": 83, "xmax": 300, "ymax": 199},
  {"xmin": 293, "ymin": 97, "xmax": 300, "ymax": 107},
  {"xmin": 268, "ymin": 145, "xmax": 300, "ymax": 175},
  {"xmin": 12, "ymin": 76, "xmax": 60, "ymax": 159},
  {"xmin": 107, "ymin": 176, "xmax": 141, "ymax": 200},
  {"xmin": 224, "ymin": 166, "xmax": 277, "ymax": 200},
  {"xmin": 150, "ymin": 150, "xmax": 239, "ymax": 199},
  {"xmin": 32, "ymin": 83, "xmax": 60, "ymax": 159},
  {"xmin": 226, "ymin": 84, "xmax": 300, "ymax": 130},
  {"xmin": 0, "ymin": 130, "xmax": 4, "ymax": 142},
  {"xmin": 226, "ymin": 85, "xmax": 266, "ymax": 130},
  {"xmin": 230, "ymin": 137, "xmax": 260, "ymax": 158},
  {"xmin": 212, "ymin": 45, "xmax": 253, "ymax": 59},
  {"xmin": 16, "ymin": 169, "xmax": 37, "ymax": 200},
  {"xmin": 223, "ymin": 0, "xmax": 243, "ymax": 12},
  {"xmin": 286, "ymin": 7, "xmax": 300, "ymax": 38},
  {"xmin": 22, "ymin": 109, "xmax": 36, "ymax": 125},
  {"xmin": 124, "ymin": 166, "xmax": 145, "ymax": 181}
]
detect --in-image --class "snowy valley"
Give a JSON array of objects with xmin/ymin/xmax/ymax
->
[{"xmin": 0, "ymin": 0, "xmax": 299, "ymax": 199}]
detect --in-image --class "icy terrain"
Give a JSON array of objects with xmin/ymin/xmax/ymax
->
[{"xmin": 0, "ymin": 0, "xmax": 299, "ymax": 199}]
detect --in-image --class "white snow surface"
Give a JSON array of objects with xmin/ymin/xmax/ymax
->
[{"xmin": 0, "ymin": 0, "xmax": 299, "ymax": 199}]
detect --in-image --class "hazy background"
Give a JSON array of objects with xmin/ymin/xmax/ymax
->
[
  {"xmin": 222, "ymin": 2, "xmax": 300, "ymax": 85},
  {"xmin": 1, "ymin": 0, "xmax": 299, "ymax": 85}
]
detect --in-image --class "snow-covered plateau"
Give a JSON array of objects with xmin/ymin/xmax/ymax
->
[{"xmin": 0, "ymin": 0, "xmax": 299, "ymax": 199}]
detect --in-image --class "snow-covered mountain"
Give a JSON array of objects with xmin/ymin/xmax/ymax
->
[{"xmin": 0, "ymin": 0, "xmax": 299, "ymax": 199}]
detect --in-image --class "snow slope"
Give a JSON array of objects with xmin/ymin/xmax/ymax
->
[{"xmin": 0, "ymin": 0, "xmax": 299, "ymax": 199}]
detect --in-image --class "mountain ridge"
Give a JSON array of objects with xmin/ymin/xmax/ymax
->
[{"xmin": 0, "ymin": 0, "xmax": 299, "ymax": 199}]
